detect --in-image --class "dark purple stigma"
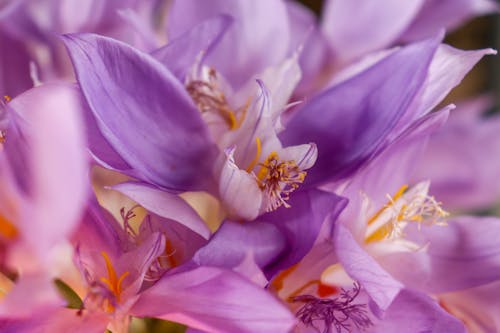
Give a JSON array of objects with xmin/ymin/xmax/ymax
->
[{"xmin": 290, "ymin": 282, "xmax": 373, "ymax": 333}]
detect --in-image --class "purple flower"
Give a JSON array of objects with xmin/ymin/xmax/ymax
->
[
  {"xmin": 62, "ymin": 32, "xmax": 319, "ymax": 222},
  {"xmin": 45, "ymin": 195, "xmax": 296, "ymax": 333},
  {"xmin": 0, "ymin": 83, "xmax": 88, "ymax": 318},
  {"xmin": 281, "ymin": 33, "xmax": 494, "ymax": 187}
]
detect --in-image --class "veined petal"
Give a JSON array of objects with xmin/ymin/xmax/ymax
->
[
  {"xmin": 219, "ymin": 148, "xmax": 263, "ymax": 221},
  {"xmin": 280, "ymin": 34, "xmax": 441, "ymax": 186},
  {"xmin": 398, "ymin": 45, "xmax": 496, "ymax": 129},
  {"xmin": 62, "ymin": 33, "xmax": 216, "ymax": 192},
  {"xmin": 332, "ymin": 224, "xmax": 403, "ymax": 311},
  {"xmin": 131, "ymin": 267, "xmax": 296, "ymax": 333}
]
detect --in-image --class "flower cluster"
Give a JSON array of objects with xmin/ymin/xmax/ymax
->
[{"xmin": 1, "ymin": 0, "xmax": 500, "ymax": 332}]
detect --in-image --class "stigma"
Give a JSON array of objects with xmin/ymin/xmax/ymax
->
[
  {"xmin": 255, "ymin": 151, "xmax": 306, "ymax": 212},
  {"xmin": 83, "ymin": 252, "xmax": 129, "ymax": 314},
  {"xmin": 186, "ymin": 67, "xmax": 248, "ymax": 130},
  {"xmin": 291, "ymin": 282, "xmax": 372, "ymax": 333},
  {"xmin": 365, "ymin": 181, "xmax": 449, "ymax": 243}
]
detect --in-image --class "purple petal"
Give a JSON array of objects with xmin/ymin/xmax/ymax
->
[
  {"xmin": 131, "ymin": 266, "xmax": 296, "ymax": 333},
  {"xmin": 218, "ymin": 149, "xmax": 263, "ymax": 221},
  {"xmin": 380, "ymin": 216, "xmax": 500, "ymax": 293},
  {"xmin": 333, "ymin": 224, "xmax": 403, "ymax": 311},
  {"xmin": 285, "ymin": 1, "xmax": 331, "ymax": 97},
  {"xmin": 339, "ymin": 108, "xmax": 451, "ymax": 241},
  {"xmin": 8, "ymin": 84, "xmax": 88, "ymax": 254},
  {"xmin": 401, "ymin": 0, "xmax": 499, "ymax": 41},
  {"xmin": 167, "ymin": 0, "xmax": 290, "ymax": 88},
  {"xmin": 192, "ymin": 220, "xmax": 286, "ymax": 269},
  {"xmin": 399, "ymin": 45, "xmax": 496, "ymax": 128},
  {"xmin": 413, "ymin": 97, "xmax": 500, "ymax": 210},
  {"xmin": 439, "ymin": 281, "xmax": 500, "ymax": 332},
  {"xmin": 73, "ymin": 198, "xmax": 124, "ymax": 258},
  {"xmin": 113, "ymin": 182, "xmax": 211, "ymax": 239},
  {"xmin": 62, "ymin": 33, "xmax": 216, "ymax": 192},
  {"xmin": 117, "ymin": 8, "xmax": 158, "ymax": 52},
  {"xmin": 321, "ymin": 0, "xmax": 424, "ymax": 63},
  {"xmin": 0, "ymin": 31, "xmax": 32, "ymax": 98},
  {"xmin": 373, "ymin": 289, "xmax": 465, "ymax": 333},
  {"xmin": 263, "ymin": 189, "xmax": 347, "ymax": 278},
  {"xmin": 152, "ymin": 14, "xmax": 233, "ymax": 81},
  {"xmin": 0, "ymin": 273, "xmax": 61, "ymax": 318},
  {"xmin": 81, "ymin": 95, "xmax": 136, "ymax": 175},
  {"xmin": 280, "ymin": 34, "xmax": 441, "ymax": 186}
]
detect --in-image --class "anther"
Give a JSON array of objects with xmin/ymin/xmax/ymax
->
[
  {"xmin": 256, "ymin": 152, "xmax": 306, "ymax": 212},
  {"xmin": 186, "ymin": 68, "xmax": 248, "ymax": 130}
]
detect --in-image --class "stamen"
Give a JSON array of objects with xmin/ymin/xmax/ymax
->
[
  {"xmin": 256, "ymin": 152, "xmax": 306, "ymax": 212},
  {"xmin": 386, "ymin": 189, "xmax": 448, "ymax": 239},
  {"xmin": 120, "ymin": 206, "xmax": 139, "ymax": 242},
  {"xmin": 0, "ymin": 130, "xmax": 6, "ymax": 144},
  {"xmin": 365, "ymin": 183, "xmax": 448, "ymax": 243},
  {"xmin": 186, "ymin": 68, "xmax": 248, "ymax": 130},
  {"xmin": 291, "ymin": 282, "xmax": 372, "ymax": 333},
  {"xmin": 3, "ymin": 96, "xmax": 10, "ymax": 103}
]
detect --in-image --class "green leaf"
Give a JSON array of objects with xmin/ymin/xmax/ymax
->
[{"xmin": 54, "ymin": 278, "xmax": 83, "ymax": 309}]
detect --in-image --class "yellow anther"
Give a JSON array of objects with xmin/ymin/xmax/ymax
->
[
  {"xmin": 256, "ymin": 152, "xmax": 306, "ymax": 212},
  {"xmin": 3, "ymin": 96, "xmax": 11, "ymax": 103},
  {"xmin": 367, "ymin": 184, "xmax": 408, "ymax": 226},
  {"xmin": 186, "ymin": 68, "xmax": 249, "ymax": 131},
  {"xmin": 365, "ymin": 183, "xmax": 448, "ymax": 243}
]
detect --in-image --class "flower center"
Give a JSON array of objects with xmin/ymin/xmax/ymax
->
[
  {"xmin": 186, "ymin": 67, "xmax": 248, "ymax": 130},
  {"xmin": 255, "ymin": 151, "xmax": 306, "ymax": 212},
  {"xmin": 365, "ymin": 183, "xmax": 448, "ymax": 243}
]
